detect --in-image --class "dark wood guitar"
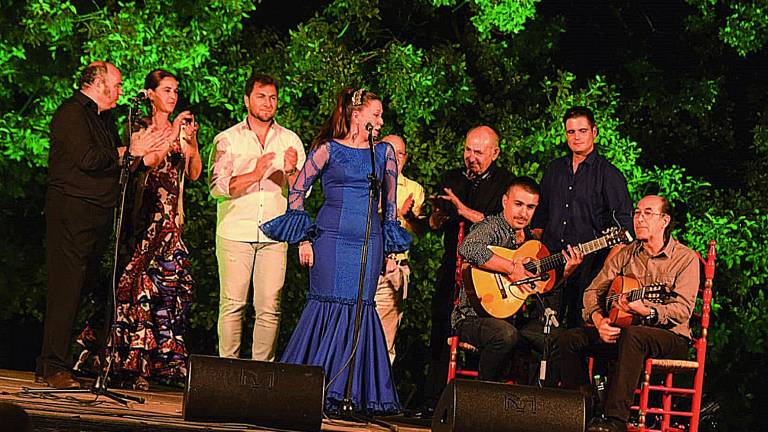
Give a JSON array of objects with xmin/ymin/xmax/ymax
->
[
  {"xmin": 465, "ymin": 227, "xmax": 634, "ymax": 319},
  {"xmin": 605, "ymin": 275, "xmax": 670, "ymax": 328}
]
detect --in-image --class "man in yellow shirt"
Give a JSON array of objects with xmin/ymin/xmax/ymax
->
[{"xmin": 375, "ymin": 134, "xmax": 426, "ymax": 364}]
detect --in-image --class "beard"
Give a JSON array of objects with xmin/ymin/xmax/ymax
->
[{"xmin": 251, "ymin": 107, "xmax": 275, "ymax": 123}]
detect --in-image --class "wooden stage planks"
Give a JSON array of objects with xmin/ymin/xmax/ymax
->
[{"xmin": 0, "ymin": 370, "xmax": 430, "ymax": 432}]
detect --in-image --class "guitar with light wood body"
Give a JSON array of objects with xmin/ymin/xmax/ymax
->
[{"xmin": 465, "ymin": 227, "xmax": 633, "ymax": 319}]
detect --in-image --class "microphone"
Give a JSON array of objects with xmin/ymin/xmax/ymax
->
[
  {"xmin": 132, "ymin": 89, "xmax": 148, "ymax": 101},
  {"xmin": 365, "ymin": 122, "xmax": 374, "ymax": 132},
  {"xmin": 509, "ymin": 272, "xmax": 550, "ymax": 286}
]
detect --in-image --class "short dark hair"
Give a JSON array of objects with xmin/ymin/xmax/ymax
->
[
  {"xmin": 506, "ymin": 176, "xmax": 541, "ymax": 197},
  {"xmin": 245, "ymin": 72, "xmax": 278, "ymax": 96},
  {"xmin": 79, "ymin": 61, "xmax": 108, "ymax": 89},
  {"xmin": 563, "ymin": 106, "xmax": 596, "ymax": 128}
]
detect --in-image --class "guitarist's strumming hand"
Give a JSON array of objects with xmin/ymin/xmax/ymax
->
[
  {"xmin": 592, "ymin": 312, "xmax": 622, "ymax": 344},
  {"xmin": 562, "ymin": 245, "xmax": 584, "ymax": 279},
  {"xmin": 618, "ymin": 294, "xmax": 653, "ymax": 317},
  {"xmin": 506, "ymin": 257, "xmax": 536, "ymax": 294}
]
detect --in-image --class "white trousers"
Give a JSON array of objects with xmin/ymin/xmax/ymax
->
[
  {"xmin": 374, "ymin": 263, "xmax": 410, "ymax": 364},
  {"xmin": 216, "ymin": 236, "xmax": 287, "ymax": 361}
]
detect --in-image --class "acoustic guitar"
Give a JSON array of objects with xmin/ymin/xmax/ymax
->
[
  {"xmin": 465, "ymin": 227, "xmax": 634, "ymax": 319},
  {"xmin": 605, "ymin": 275, "xmax": 670, "ymax": 328}
]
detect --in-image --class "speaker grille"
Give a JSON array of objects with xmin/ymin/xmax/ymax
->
[
  {"xmin": 183, "ymin": 355, "xmax": 325, "ymax": 431},
  {"xmin": 433, "ymin": 379, "xmax": 585, "ymax": 432}
]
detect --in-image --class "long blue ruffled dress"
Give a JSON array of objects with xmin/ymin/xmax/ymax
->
[{"xmin": 261, "ymin": 139, "xmax": 411, "ymax": 415}]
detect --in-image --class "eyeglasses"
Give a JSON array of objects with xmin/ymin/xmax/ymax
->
[{"xmin": 633, "ymin": 209, "xmax": 665, "ymax": 219}]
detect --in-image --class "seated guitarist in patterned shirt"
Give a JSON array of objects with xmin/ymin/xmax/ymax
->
[
  {"xmin": 558, "ymin": 195, "xmax": 700, "ymax": 432},
  {"xmin": 453, "ymin": 176, "xmax": 584, "ymax": 383}
]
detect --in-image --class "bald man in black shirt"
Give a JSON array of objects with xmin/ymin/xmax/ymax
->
[
  {"xmin": 414, "ymin": 126, "xmax": 514, "ymax": 417},
  {"xmin": 36, "ymin": 62, "xmax": 165, "ymax": 389}
]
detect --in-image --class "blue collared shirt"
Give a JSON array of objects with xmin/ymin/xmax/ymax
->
[{"xmin": 531, "ymin": 150, "xmax": 634, "ymax": 253}]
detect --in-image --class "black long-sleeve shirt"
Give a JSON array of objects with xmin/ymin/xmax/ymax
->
[
  {"xmin": 435, "ymin": 163, "xmax": 515, "ymax": 270},
  {"xmin": 430, "ymin": 163, "xmax": 514, "ymax": 321},
  {"xmin": 531, "ymin": 150, "xmax": 634, "ymax": 252},
  {"xmin": 47, "ymin": 91, "xmax": 121, "ymax": 208}
]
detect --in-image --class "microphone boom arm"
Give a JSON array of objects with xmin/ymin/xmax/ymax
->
[{"xmin": 508, "ymin": 272, "xmax": 550, "ymax": 286}]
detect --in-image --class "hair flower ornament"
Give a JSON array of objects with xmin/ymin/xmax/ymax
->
[{"xmin": 352, "ymin": 88, "xmax": 366, "ymax": 106}]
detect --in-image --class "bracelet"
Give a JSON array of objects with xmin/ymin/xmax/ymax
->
[{"xmin": 645, "ymin": 307, "xmax": 658, "ymax": 325}]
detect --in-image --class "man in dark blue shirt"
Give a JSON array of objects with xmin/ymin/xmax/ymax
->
[{"xmin": 531, "ymin": 106, "xmax": 634, "ymax": 328}]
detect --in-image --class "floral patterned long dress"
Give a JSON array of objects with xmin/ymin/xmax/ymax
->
[{"xmin": 76, "ymin": 140, "xmax": 194, "ymax": 385}]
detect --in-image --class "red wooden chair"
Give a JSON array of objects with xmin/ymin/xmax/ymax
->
[
  {"xmin": 447, "ymin": 334, "xmax": 480, "ymax": 382},
  {"xmin": 446, "ymin": 222, "xmax": 521, "ymax": 384},
  {"xmin": 446, "ymin": 222, "xmax": 479, "ymax": 383},
  {"xmin": 627, "ymin": 240, "xmax": 716, "ymax": 432}
]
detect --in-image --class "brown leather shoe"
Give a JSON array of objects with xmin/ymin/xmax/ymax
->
[
  {"xmin": 587, "ymin": 417, "xmax": 627, "ymax": 432},
  {"xmin": 43, "ymin": 371, "xmax": 81, "ymax": 389},
  {"xmin": 130, "ymin": 376, "xmax": 150, "ymax": 391}
]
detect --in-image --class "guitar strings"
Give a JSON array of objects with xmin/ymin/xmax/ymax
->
[{"xmin": 524, "ymin": 236, "xmax": 610, "ymax": 273}]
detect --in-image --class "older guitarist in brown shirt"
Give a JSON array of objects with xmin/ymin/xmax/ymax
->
[{"xmin": 559, "ymin": 195, "xmax": 700, "ymax": 432}]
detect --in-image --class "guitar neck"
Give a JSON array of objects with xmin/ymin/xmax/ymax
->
[
  {"xmin": 524, "ymin": 236, "xmax": 610, "ymax": 273},
  {"xmin": 625, "ymin": 288, "xmax": 646, "ymax": 302},
  {"xmin": 606, "ymin": 283, "xmax": 665, "ymax": 304}
]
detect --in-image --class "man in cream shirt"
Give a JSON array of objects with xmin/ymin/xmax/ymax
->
[
  {"xmin": 376, "ymin": 134, "xmax": 426, "ymax": 364},
  {"xmin": 210, "ymin": 72, "xmax": 306, "ymax": 360}
]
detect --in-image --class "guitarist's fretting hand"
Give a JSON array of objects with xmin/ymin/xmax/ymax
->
[{"xmin": 562, "ymin": 245, "xmax": 584, "ymax": 278}]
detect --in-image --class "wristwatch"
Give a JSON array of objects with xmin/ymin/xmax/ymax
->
[{"xmin": 645, "ymin": 307, "xmax": 658, "ymax": 325}]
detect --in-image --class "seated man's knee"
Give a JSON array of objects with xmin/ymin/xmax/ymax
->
[
  {"xmin": 558, "ymin": 328, "xmax": 584, "ymax": 352},
  {"xmin": 618, "ymin": 325, "xmax": 653, "ymax": 352},
  {"xmin": 497, "ymin": 324, "xmax": 519, "ymax": 352}
]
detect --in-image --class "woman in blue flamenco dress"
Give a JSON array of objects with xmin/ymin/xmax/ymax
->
[{"xmin": 262, "ymin": 87, "xmax": 410, "ymax": 415}]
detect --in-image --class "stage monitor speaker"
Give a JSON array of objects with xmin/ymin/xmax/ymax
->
[
  {"xmin": 183, "ymin": 354, "xmax": 325, "ymax": 431},
  {"xmin": 432, "ymin": 379, "xmax": 586, "ymax": 432}
]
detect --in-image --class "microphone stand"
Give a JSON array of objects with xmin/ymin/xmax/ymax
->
[
  {"xmin": 24, "ymin": 98, "xmax": 146, "ymax": 406},
  {"xmin": 533, "ymin": 292, "xmax": 558, "ymax": 388},
  {"xmin": 339, "ymin": 124, "xmax": 378, "ymax": 416},
  {"xmin": 337, "ymin": 124, "xmax": 396, "ymax": 431}
]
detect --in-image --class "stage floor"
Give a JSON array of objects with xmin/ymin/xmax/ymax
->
[{"xmin": 0, "ymin": 370, "xmax": 430, "ymax": 431}]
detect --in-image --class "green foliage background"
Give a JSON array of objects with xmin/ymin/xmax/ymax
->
[{"xmin": 1, "ymin": 1, "xmax": 767, "ymax": 429}]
